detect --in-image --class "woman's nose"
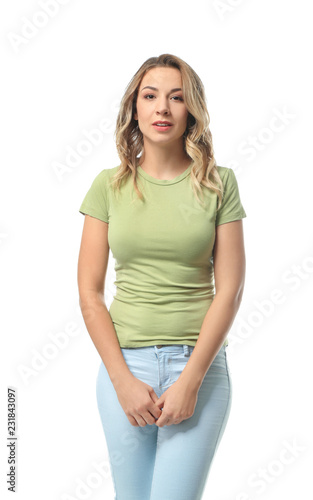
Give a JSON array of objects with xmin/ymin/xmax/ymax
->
[{"xmin": 155, "ymin": 97, "xmax": 170, "ymax": 115}]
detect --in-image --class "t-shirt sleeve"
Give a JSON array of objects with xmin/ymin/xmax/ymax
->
[
  {"xmin": 215, "ymin": 168, "xmax": 247, "ymax": 226},
  {"xmin": 79, "ymin": 169, "xmax": 109, "ymax": 223}
]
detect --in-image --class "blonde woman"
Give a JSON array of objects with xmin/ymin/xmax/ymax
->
[{"xmin": 77, "ymin": 53, "xmax": 247, "ymax": 500}]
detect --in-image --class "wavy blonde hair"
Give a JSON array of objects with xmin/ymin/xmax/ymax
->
[{"xmin": 109, "ymin": 53, "xmax": 224, "ymax": 208}]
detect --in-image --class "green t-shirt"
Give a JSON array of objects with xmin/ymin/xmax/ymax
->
[{"xmin": 79, "ymin": 163, "xmax": 247, "ymax": 348}]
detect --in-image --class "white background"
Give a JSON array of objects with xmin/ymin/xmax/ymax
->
[{"xmin": 1, "ymin": 1, "xmax": 312, "ymax": 499}]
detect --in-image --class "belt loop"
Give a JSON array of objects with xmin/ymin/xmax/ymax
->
[{"xmin": 183, "ymin": 345, "xmax": 189, "ymax": 357}]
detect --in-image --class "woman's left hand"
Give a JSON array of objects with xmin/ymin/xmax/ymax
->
[{"xmin": 155, "ymin": 378, "xmax": 199, "ymax": 427}]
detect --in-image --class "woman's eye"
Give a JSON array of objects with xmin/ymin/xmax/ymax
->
[{"xmin": 143, "ymin": 94, "xmax": 183, "ymax": 101}]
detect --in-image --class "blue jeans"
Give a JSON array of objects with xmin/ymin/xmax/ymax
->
[{"xmin": 96, "ymin": 344, "xmax": 232, "ymax": 500}]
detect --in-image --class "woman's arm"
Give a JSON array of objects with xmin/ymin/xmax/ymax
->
[
  {"xmin": 77, "ymin": 215, "xmax": 162, "ymax": 426},
  {"xmin": 179, "ymin": 218, "xmax": 246, "ymax": 387},
  {"xmin": 156, "ymin": 219, "xmax": 245, "ymax": 426},
  {"xmin": 77, "ymin": 215, "xmax": 131, "ymax": 384}
]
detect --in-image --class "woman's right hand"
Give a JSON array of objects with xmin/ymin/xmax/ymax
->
[{"xmin": 114, "ymin": 374, "xmax": 162, "ymax": 427}]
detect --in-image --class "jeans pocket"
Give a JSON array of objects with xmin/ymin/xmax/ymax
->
[{"xmin": 166, "ymin": 347, "xmax": 192, "ymax": 385}]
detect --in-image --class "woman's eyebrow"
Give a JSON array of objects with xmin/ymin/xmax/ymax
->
[{"xmin": 141, "ymin": 86, "xmax": 182, "ymax": 93}]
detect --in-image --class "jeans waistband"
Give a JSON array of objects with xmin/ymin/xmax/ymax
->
[{"xmin": 154, "ymin": 344, "xmax": 192, "ymax": 357}]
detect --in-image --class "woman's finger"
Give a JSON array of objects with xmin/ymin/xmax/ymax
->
[
  {"xmin": 141, "ymin": 411, "xmax": 158, "ymax": 426},
  {"xmin": 128, "ymin": 415, "xmax": 139, "ymax": 427},
  {"xmin": 135, "ymin": 414, "xmax": 148, "ymax": 427}
]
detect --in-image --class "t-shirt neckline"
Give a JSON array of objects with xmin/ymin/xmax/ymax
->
[{"xmin": 136, "ymin": 162, "xmax": 193, "ymax": 185}]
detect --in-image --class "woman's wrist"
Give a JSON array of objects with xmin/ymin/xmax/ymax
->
[
  {"xmin": 110, "ymin": 367, "xmax": 135, "ymax": 390},
  {"xmin": 177, "ymin": 368, "xmax": 203, "ymax": 393}
]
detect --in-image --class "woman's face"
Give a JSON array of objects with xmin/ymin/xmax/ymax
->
[{"xmin": 134, "ymin": 67, "xmax": 189, "ymax": 148}]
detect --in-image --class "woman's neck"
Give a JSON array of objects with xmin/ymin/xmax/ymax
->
[{"xmin": 138, "ymin": 142, "xmax": 191, "ymax": 178}]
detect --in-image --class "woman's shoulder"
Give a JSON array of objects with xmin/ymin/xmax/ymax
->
[
  {"xmin": 216, "ymin": 165, "xmax": 230, "ymax": 177},
  {"xmin": 90, "ymin": 165, "xmax": 120, "ymax": 186},
  {"xmin": 215, "ymin": 165, "xmax": 239, "ymax": 184}
]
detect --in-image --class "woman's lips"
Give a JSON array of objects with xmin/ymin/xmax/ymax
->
[{"xmin": 152, "ymin": 123, "xmax": 173, "ymax": 131}]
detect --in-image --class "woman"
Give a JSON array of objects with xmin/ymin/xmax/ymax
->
[{"xmin": 77, "ymin": 53, "xmax": 247, "ymax": 500}]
